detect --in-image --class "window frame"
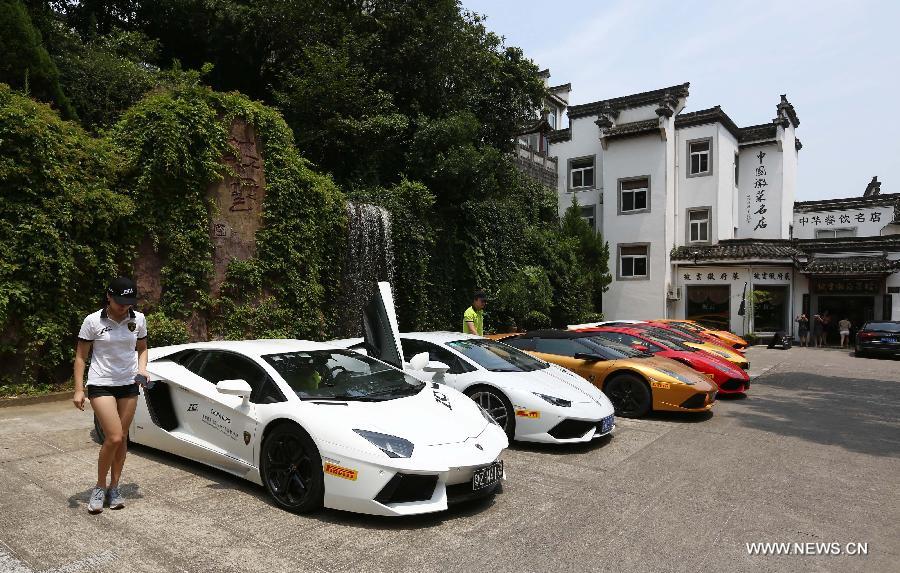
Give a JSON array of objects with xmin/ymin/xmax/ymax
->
[
  {"xmin": 687, "ymin": 206, "xmax": 712, "ymax": 244},
  {"xmin": 687, "ymin": 137, "xmax": 713, "ymax": 178},
  {"xmin": 579, "ymin": 204, "xmax": 597, "ymax": 231},
  {"xmin": 567, "ymin": 155, "xmax": 596, "ymax": 192},
  {"xmin": 617, "ymin": 176, "xmax": 651, "ymax": 215},
  {"xmin": 617, "ymin": 242, "xmax": 650, "ymax": 281},
  {"xmin": 814, "ymin": 227, "xmax": 857, "ymax": 239},
  {"xmin": 195, "ymin": 350, "xmax": 286, "ymax": 404},
  {"xmin": 400, "ymin": 339, "xmax": 474, "ymax": 375}
]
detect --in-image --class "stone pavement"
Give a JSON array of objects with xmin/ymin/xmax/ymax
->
[{"xmin": 0, "ymin": 347, "xmax": 897, "ymax": 573}]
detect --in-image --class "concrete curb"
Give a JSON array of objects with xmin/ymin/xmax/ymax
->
[{"xmin": 0, "ymin": 390, "xmax": 71, "ymax": 409}]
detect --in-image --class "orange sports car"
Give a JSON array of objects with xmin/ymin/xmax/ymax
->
[
  {"xmin": 656, "ymin": 319, "xmax": 749, "ymax": 350},
  {"xmin": 495, "ymin": 330, "xmax": 717, "ymax": 418}
]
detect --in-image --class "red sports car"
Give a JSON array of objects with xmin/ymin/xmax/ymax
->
[
  {"xmin": 644, "ymin": 321, "xmax": 745, "ymax": 354},
  {"xmin": 578, "ymin": 326, "xmax": 751, "ymax": 394}
]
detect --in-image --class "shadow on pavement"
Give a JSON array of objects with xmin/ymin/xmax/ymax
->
[
  {"xmin": 68, "ymin": 482, "xmax": 145, "ymax": 509},
  {"xmin": 124, "ymin": 443, "xmax": 503, "ymax": 530},
  {"xmin": 511, "ymin": 433, "xmax": 613, "ymax": 456},
  {"xmin": 732, "ymin": 371, "xmax": 900, "ymax": 458}
]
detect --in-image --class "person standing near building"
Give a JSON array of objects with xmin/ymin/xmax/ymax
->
[
  {"xmin": 463, "ymin": 290, "xmax": 487, "ymax": 336},
  {"xmin": 795, "ymin": 313, "xmax": 810, "ymax": 347},
  {"xmin": 838, "ymin": 317, "xmax": 852, "ymax": 348},
  {"xmin": 812, "ymin": 312, "xmax": 825, "ymax": 348},
  {"xmin": 72, "ymin": 277, "xmax": 149, "ymax": 514}
]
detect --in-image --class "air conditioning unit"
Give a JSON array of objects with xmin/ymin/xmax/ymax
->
[{"xmin": 666, "ymin": 286, "xmax": 682, "ymax": 301}]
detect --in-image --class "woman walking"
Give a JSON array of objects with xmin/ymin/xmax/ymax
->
[
  {"xmin": 839, "ymin": 317, "xmax": 852, "ymax": 348},
  {"xmin": 795, "ymin": 313, "xmax": 810, "ymax": 347},
  {"xmin": 72, "ymin": 277, "xmax": 148, "ymax": 514}
]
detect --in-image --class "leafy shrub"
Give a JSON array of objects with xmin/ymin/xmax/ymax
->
[
  {"xmin": 145, "ymin": 312, "xmax": 189, "ymax": 347},
  {"xmin": 522, "ymin": 310, "xmax": 551, "ymax": 330}
]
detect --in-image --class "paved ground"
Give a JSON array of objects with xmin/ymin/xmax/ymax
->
[{"xmin": 0, "ymin": 347, "xmax": 897, "ymax": 573}]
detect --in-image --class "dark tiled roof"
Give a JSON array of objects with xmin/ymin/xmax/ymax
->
[
  {"xmin": 777, "ymin": 95, "xmax": 800, "ymax": 128},
  {"xmin": 549, "ymin": 83, "xmax": 571, "ymax": 93},
  {"xmin": 673, "ymin": 236, "xmax": 900, "ymax": 263},
  {"xmin": 548, "ymin": 128, "xmax": 571, "ymax": 143},
  {"xmin": 794, "ymin": 193, "xmax": 900, "ymax": 217},
  {"xmin": 602, "ymin": 118, "xmax": 660, "ymax": 139},
  {"xmin": 671, "ymin": 239, "xmax": 802, "ymax": 261},
  {"xmin": 568, "ymin": 83, "xmax": 690, "ymax": 119},
  {"xmin": 674, "ymin": 106, "xmax": 741, "ymax": 139},
  {"xmin": 800, "ymin": 256, "xmax": 900, "ymax": 275},
  {"xmin": 795, "ymin": 235, "xmax": 900, "ymax": 253},
  {"xmin": 739, "ymin": 123, "xmax": 778, "ymax": 144}
]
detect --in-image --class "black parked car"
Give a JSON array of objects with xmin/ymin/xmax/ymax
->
[{"xmin": 855, "ymin": 321, "xmax": 900, "ymax": 357}]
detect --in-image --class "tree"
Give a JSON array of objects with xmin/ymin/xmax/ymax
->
[
  {"xmin": 0, "ymin": 0, "xmax": 76, "ymax": 118},
  {"xmin": 561, "ymin": 197, "xmax": 612, "ymax": 312}
]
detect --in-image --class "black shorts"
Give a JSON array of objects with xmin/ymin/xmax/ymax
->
[{"xmin": 87, "ymin": 384, "xmax": 139, "ymax": 399}]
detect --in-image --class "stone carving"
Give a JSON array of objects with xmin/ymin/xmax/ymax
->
[{"xmin": 208, "ymin": 119, "xmax": 267, "ymax": 296}]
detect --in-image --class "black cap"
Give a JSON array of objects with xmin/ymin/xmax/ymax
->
[{"xmin": 107, "ymin": 276, "xmax": 138, "ymax": 305}]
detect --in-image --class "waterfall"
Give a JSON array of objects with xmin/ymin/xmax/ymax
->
[{"xmin": 339, "ymin": 202, "xmax": 396, "ymax": 336}]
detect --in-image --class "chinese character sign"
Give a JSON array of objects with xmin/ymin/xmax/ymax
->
[{"xmin": 751, "ymin": 151, "xmax": 768, "ymax": 233}]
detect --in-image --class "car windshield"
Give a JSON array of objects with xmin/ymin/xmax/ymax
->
[
  {"xmin": 447, "ymin": 339, "xmax": 548, "ymax": 372},
  {"xmin": 864, "ymin": 322, "xmax": 900, "ymax": 333},
  {"xmin": 646, "ymin": 327, "xmax": 700, "ymax": 343},
  {"xmin": 262, "ymin": 350, "xmax": 424, "ymax": 401},
  {"xmin": 583, "ymin": 337, "xmax": 652, "ymax": 359}
]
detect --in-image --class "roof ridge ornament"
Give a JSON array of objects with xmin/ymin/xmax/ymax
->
[{"xmin": 863, "ymin": 176, "xmax": 881, "ymax": 197}]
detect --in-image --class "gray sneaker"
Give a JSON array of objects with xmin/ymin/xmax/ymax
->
[
  {"xmin": 87, "ymin": 487, "xmax": 105, "ymax": 514},
  {"xmin": 107, "ymin": 487, "xmax": 125, "ymax": 509}
]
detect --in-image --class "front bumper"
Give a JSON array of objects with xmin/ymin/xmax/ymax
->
[
  {"xmin": 319, "ymin": 428, "xmax": 507, "ymax": 516},
  {"xmin": 512, "ymin": 400, "xmax": 616, "ymax": 444}
]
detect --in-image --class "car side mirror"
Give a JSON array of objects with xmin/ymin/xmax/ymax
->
[
  {"xmin": 408, "ymin": 352, "xmax": 429, "ymax": 371},
  {"xmin": 634, "ymin": 345, "xmax": 649, "ymax": 352},
  {"xmin": 574, "ymin": 353, "xmax": 605, "ymax": 362},
  {"xmin": 217, "ymin": 379, "xmax": 252, "ymax": 405},
  {"xmin": 423, "ymin": 361, "xmax": 450, "ymax": 373}
]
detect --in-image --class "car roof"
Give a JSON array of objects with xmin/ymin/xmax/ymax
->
[
  {"xmin": 400, "ymin": 331, "xmax": 485, "ymax": 344},
  {"xmin": 150, "ymin": 339, "xmax": 338, "ymax": 360},
  {"xmin": 508, "ymin": 329, "xmax": 600, "ymax": 340}
]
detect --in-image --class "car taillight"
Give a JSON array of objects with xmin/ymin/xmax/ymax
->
[{"xmin": 858, "ymin": 332, "xmax": 876, "ymax": 340}]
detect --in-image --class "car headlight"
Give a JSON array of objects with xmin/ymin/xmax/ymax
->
[
  {"xmin": 478, "ymin": 404, "xmax": 500, "ymax": 426},
  {"xmin": 353, "ymin": 429, "xmax": 414, "ymax": 458},
  {"xmin": 654, "ymin": 368, "xmax": 696, "ymax": 385},
  {"xmin": 709, "ymin": 360, "xmax": 735, "ymax": 374},
  {"xmin": 533, "ymin": 392, "xmax": 572, "ymax": 407}
]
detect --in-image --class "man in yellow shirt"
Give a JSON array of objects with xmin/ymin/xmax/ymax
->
[{"xmin": 463, "ymin": 291, "xmax": 487, "ymax": 336}]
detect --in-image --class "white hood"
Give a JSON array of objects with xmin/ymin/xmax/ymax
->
[{"xmin": 310, "ymin": 384, "xmax": 490, "ymax": 446}]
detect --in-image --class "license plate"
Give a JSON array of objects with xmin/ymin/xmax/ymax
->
[
  {"xmin": 601, "ymin": 416, "xmax": 614, "ymax": 434},
  {"xmin": 882, "ymin": 337, "xmax": 897, "ymax": 344},
  {"xmin": 472, "ymin": 461, "xmax": 503, "ymax": 490}
]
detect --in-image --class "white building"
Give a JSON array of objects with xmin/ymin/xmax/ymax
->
[{"xmin": 546, "ymin": 80, "xmax": 900, "ymax": 339}]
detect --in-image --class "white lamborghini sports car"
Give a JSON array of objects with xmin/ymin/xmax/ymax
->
[
  {"xmin": 127, "ymin": 286, "xmax": 508, "ymax": 517},
  {"xmin": 336, "ymin": 332, "xmax": 616, "ymax": 444}
]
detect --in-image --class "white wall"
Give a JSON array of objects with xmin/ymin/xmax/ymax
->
[
  {"xmin": 780, "ymin": 125, "xmax": 798, "ymax": 238},
  {"xmin": 601, "ymin": 133, "xmax": 669, "ymax": 320},
  {"xmin": 552, "ymin": 116, "xmax": 603, "ymax": 231},
  {"xmin": 737, "ymin": 142, "xmax": 785, "ymax": 239}
]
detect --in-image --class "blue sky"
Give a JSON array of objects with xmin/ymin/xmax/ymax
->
[{"xmin": 463, "ymin": 0, "xmax": 899, "ymax": 201}]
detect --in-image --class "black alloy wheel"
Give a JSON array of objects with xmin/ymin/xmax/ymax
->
[
  {"xmin": 260, "ymin": 424, "xmax": 324, "ymax": 513},
  {"xmin": 466, "ymin": 385, "xmax": 515, "ymax": 440},
  {"xmin": 604, "ymin": 374, "xmax": 652, "ymax": 418}
]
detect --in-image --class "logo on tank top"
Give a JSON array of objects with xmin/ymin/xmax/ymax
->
[{"xmin": 128, "ymin": 322, "xmax": 136, "ymax": 332}]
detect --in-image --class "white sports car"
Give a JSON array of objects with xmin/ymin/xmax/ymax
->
[
  {"xmin": 337, "ymin": 332, "xmax": 616, "ymax": 444},
  {"xmin": 127, "ymin": 285, "xmax": 507, "ymax": 517}
]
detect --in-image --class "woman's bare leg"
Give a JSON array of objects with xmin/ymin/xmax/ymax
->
[
  {"xmin": 110, "ymin": 395, "xmax": 138, "ymax": 488},
  {"xmin": 91, "ymin": 396, "xmax": 124, "ymax": 488}
]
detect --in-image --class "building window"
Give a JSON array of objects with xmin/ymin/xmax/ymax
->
[
  {"xmin": 815, "ymin": 228, "xmax": 856, "ymax": 239},
  {"xmin": 734, "ymin": 152, "xmax": 739, "ymax": 186},
  {"xmin": 618, "ymin": 244, "xmax": 649, "ymax": 280},
  {"xmin": 619, "ymin": 177, "xmax": 650, "ymax": 214},
  {"xmin": 547, "ymin": 109, "xmax": 557, "ymax": 130},
  {"xmin": 688, "ymin": 208, "xmax": 710, "ymax": 243},
  {"xmin": 580, "ymin": 205, "xmax": 596, "ymax": 230},
  {"xmin": 569, "ymin": 156, "xmax": 595, "ymax": 190},
  {"xmin": 687, "ymin": 138, "xmax": 712, "ymax": 177}
]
